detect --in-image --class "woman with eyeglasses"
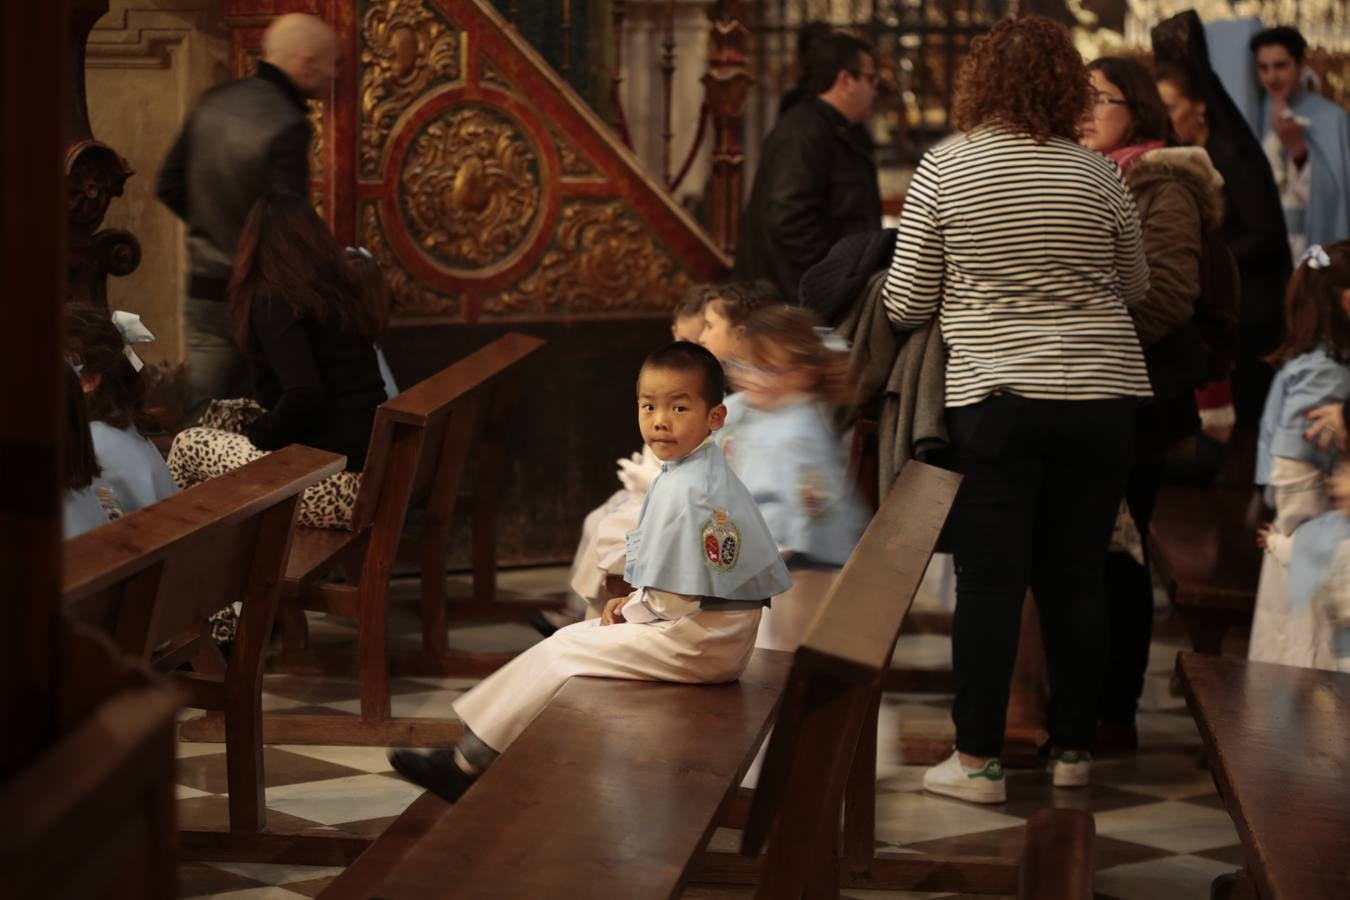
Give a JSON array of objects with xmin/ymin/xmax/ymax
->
[{"xmin": 1080, "ymin": 56, "xmax": 1223, "ymax": 752}]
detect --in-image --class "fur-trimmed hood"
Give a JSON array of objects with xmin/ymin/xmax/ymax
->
[{"xmin": 1125, "ymin": 146, "xmax": 1226, "ymax": 230}]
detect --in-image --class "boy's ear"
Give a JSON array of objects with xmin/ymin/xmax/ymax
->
[{"xmin": 708, "ymin": 402, "xmax": 727, "ymax": 431}]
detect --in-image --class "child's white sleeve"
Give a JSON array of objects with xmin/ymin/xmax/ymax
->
[{"xmin": 620, "ymin": 587, "xmax": 702, "ymax": 623}]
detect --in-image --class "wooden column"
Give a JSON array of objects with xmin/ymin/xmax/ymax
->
[
  {"xmin": 702, "ymin": 1, "xmax": 753, "ymax": 256},
  {"xmin": 0, "ymin": 0, "xmax": 68, "ymax": 778}
]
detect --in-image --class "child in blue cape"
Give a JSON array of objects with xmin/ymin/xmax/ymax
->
[
  {"xmin": 390, "ymin": 342, "xmax": 791, "ymax": 803},
  {"xmin": 721, "ymin": 305, "xmax": 869, "ymax": 651},
  {"xmin": 65, "ymin": 304, "xmax": 177, "ymax": 516},
  {"xmin": 1251, "ymin": 241, "xmax": 1350, "ymax": 669}
]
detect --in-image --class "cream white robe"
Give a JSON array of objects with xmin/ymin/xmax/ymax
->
[{"xmin": 453, "ymin": 607, "xmax": 762, "ymax": 754}]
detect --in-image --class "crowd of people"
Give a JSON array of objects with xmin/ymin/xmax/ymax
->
[{"xmin": 58, "ymin": 9, "xmax": 1350, "ymax": 813}]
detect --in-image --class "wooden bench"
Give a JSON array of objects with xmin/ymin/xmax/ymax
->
[
  {"xmin": 319, "ymin": 461, "xmax": 1094, "ymax": 898},
  {"xmin": 1150, "ymin": 482, "xmax": 1262, "ymax": 654},
  {"xmin": 180, "ymin": 333, "xmax": 547, "ymax": 749},
  {"xmin": 63, "ymin": 444, "xmax": 351, "ymax": 863},
  {"xmin": 0, "ymin": 623, "xmax": 182, "ymax": 899},
  {"xmin": 1150, "ymin": 427, "xmax": 1263, "ymax": 655},
  {"xmin": 1178, "ymin": 652, "xmax": 1350, "ymax": 900}
]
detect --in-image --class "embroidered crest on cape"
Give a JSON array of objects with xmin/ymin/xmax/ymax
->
[{"xmin": 701, "ymin": 508, "xmax": 741, "ymax": 572}]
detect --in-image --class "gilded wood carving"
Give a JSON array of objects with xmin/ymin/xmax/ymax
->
[
  {"xmin": 360, "ymin": 0, "xmax": 460, "ymax": 177},
  {"xmin": 481, "ymin": 200, "xmax": 691, "ymax": 317},
  {"xmin": 361, "ymin": 201, "xmax": 460, "ymax": 317},
  {"xmin": 400, "ymin": 104, "xmax": 541, "ymax": 270}
]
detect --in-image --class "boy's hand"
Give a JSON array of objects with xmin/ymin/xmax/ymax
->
[
  {"xmin": 1256, "ymin": 523, "xmax": 1274, "ymax": 549},
  {"xmin": 601, "ymin": 596, "xmax": 627, "ymax": 625}
]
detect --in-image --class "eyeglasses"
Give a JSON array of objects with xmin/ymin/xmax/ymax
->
[{"xmin": 1094, "ymin": 94, "xmax": 1129, "ymax": 109}]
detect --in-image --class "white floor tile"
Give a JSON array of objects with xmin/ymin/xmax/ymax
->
[
  {"xmin": 176, "ymin": 741, "xmax": 227, "ymax": 760},
  {"xmin": 183, "ymin": 889, "xmax": 310, "ymax": 900},
  {"xmin": 320, "ymin": 689, "xmax": 461, "ymax": 719},
  {"xmin": 1136, "ymin": 710, "xmax": 1201, "ymax": 744},
  {"xmin": 1094, "ymin": 751, "xmax": 1219, "ymax": 801},
  {"xmin": 1093, "ymin": 800, "xmax": 1238, "ymax": 853},
  {"xmin": 1094, "ymin": 853, "xmax": 1238, "ymax": 900},
  {"xmin": 891, "ymin": 633, "xmax": 952, "ymax": 670},
  {"xmin": 874, "ymin": 791, "xmax": 1023, "ymax": 845},
  {"xmin": 264, "ymin": 773, "xmax": 425, "ymax": 825},
  {"xmin": 206, "ymin": 862, "xmax": 343, "ymax": 885},
  {"xmin": 176, "ymin": 784, "xmax": 214, "ymax": 800},
  {"xmin": 444, "ymin": 622, "xmax": 542, "ymax": 654},
  {"xmin": 260, "ymin": 693, "xmax": 309, "ymax": 713},
  {"xmin": 273, "ymin": 745, "xmax": 397, "ymax": 773}
]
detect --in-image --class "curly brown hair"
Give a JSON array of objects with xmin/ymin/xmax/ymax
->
[{"xmin": 952, "ymin": 16, "xmax": 1092, "ymax": 144}]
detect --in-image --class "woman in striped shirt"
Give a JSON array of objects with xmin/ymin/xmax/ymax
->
[{"xmin": 882, "ymin": 16, "xmax": 1152, "ymax": 804}]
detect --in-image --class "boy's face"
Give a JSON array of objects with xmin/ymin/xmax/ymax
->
[
  {"xmin": 1256, "ymin": 44, "xmax": 1300, "ymax": 102},
  {"xmin": 698, "ymin": 301, "xmax": 744, "ymax": 362},
  {"xmin": 672, "ymin": 313, "xmax": 704, "ymax": 343},
  {"xmin": 637, "ymin": 365, "xmax": 726, "ymax": 462}
]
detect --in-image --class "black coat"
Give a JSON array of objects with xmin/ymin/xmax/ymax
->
[
  {"xmin": 1152, "ymin": 11, "xmax": 1292, "ymax": 328},
  {"xmin": 733, "ymin": 98, "xmax": 881, "ymax": 303}
]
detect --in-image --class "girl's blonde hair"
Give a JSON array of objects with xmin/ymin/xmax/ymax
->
[{"xmin": 741, "ymin": 305, "xmax": 856, "ymax": 408}]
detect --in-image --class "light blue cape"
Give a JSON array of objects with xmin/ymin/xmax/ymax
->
[
  {"xmin": 1259, "ymin": 89, "xmax": 1350, "ymax": 249},
  {"xmin": 624, "ymin": 441, "xmax": 791, "ymax": 601}
]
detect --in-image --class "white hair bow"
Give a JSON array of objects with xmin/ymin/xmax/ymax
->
[
  {"xmin": 111, "ymin": 310, "xmax": 155, "ymax": 372},
  {"xmin": 1299, "ymin": 244, "xmax": 1331, "ymax": 271}
]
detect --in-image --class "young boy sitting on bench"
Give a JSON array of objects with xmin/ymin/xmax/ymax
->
[{"xmin": 391, "ymin": 342, "xmax": 792, "ymax": 802}]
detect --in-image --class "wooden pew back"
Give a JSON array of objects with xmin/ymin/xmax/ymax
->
[
  {"xmin": 65, "ymin": 445, "xmax": 345, "ymax": 664},
  {"xmin": 63, "ymin": 444, "xmax": 345, "ymax": 835},
  {"xmin": 349, "ymin": 332, "xmax": 544, "ymax": 534},
  {"xmin": 745, "ymin": 461, "xmax": 962, "ymax": 894}
]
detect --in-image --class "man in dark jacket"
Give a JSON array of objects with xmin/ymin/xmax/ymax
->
[
  {"xmin": 733, "ymin": 32, "xmax": 881, "ymax": 304},
  {"xmin": 157, "ymin": 13, "xmax": 337, "ymax": 421}
]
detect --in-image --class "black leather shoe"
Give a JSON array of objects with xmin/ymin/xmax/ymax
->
[
  {"xmin": 527, "ymin": 610, "xmax": 558, "ymax": 638},
  {"xmin": 388, "ymin": 749, "xmax": 475, "ymax": 804}
]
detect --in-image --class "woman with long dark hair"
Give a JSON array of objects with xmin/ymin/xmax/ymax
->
[{"xmin": 168, "ymin": 192, "xmax": 386, "ymax": 531}]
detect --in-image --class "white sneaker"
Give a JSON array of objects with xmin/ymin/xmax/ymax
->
[
  {"xmin": 1049, "ymin": 749, "xmax": 1091, "ymax": 788},
  {"xmin": 922, "ymin": 751, "xmax": 1006, "ymax": 804}
]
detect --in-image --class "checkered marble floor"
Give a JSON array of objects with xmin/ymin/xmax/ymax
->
[{"xmin": 175, "ymin": 569, "xmax": 1244, "ymax": 899}]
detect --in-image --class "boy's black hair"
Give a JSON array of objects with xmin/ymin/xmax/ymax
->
[
  {"xmin": 639, "ymin": 341, "xmax": 726, "ymax": 409},
  {"xmin": 1250, "ymin": 26, "xmax": 1307, "ymax": 63}
]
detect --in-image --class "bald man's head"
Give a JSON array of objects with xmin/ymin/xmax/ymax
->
[{"xmin": 262, "ymin": 13, "xmax": 338, "ymax": 97}]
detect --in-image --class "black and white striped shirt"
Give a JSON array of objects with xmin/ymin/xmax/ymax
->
[{"xmin": 882, "ymin": 128, "xmax": 1153, "ymax": 407}]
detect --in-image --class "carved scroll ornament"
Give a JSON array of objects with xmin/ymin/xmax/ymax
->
[
  {"xmin": 360, "ymin": 0, "xmax": 460, "ymax": 175},
  {"xmin": 360, "ymin": 202, "xmax": 459, "ymax": 317},
  {"xmin": 399, "ymin": 104, "xmax": 541, "ymax": 271},
  {"xmin": 483, "ymin": 200, "xmax": 691, "ymax": 317}
]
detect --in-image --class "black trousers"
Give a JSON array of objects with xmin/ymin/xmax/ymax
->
[
  {"xmin": 1100, "ymin": 462, "xmax": 1164, "ymax": 723},
  {"xmin": 946, "ymin": 394, "xmax": 1134, "ymax": 757}
]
